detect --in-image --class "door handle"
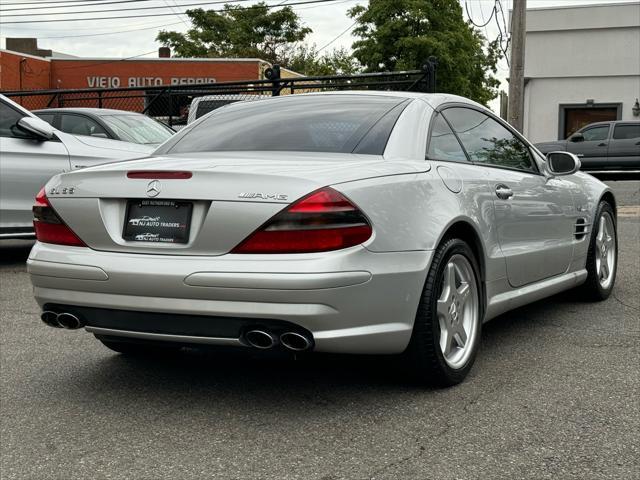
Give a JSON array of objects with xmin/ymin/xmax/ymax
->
[
  {"xmin": 74, "ymin": 165, "xmax": 87, "ymax": 169},
  {"xmin": 597, "ymin": 142, "xmax": 608, "ymax": 147},
  {"xmin": 495, "ymin": 184, "xmax": 513, "ymax": 200}
]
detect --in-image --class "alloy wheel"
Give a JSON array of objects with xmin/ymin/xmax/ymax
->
[
  {"xmin": 436, "ymin": 254, "xmax": 480, "ymax": 370},
  {"xmin": 595, "ymin": 212, "xmax": 616, "ymax": 290}
]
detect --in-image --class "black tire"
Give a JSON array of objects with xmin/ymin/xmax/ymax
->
[
  {"xmin": 576, "ymin": 201, "xmax": 618, "ymax": 301},
  {"xmin": 406, "ymin": 238, "xmax": 483, "ymax": 387},
  {"xmin": 98, "ymin": 338, "xmax": 181, "ymax": 356}
]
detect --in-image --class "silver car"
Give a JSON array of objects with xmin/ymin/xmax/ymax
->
[
  {"xmin": 27, "ymin": 92, "xmax": 617, "ymax": 386},
  {"xmin": 33, "ymin": 108, "xmax": 175, "ymax": 147},
  {"xmin": 0, "ymin": 95, "xmax": 153, "ymax": 238}
]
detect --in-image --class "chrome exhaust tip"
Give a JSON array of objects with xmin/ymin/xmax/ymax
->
[
  {"xmin": 244, "ymin": 329, "xmax": 276, "ymax": 349},
  {"xmin": 41, "ymin": 310, "xmax": 62, "ymax": 328},
  {"xmin": 56, "ymin": 312, "xmax": 84, "ymax": 330},
  {"xmin": 280, "ymin": 332, "xmax": 312, "ymax": 352}
]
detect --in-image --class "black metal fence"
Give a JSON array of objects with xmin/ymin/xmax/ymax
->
[{"xmin": 2, "ymin": 61, "xmax": 437, "ymax": 128}]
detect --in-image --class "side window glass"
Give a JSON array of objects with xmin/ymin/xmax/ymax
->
[
  {"xmin": 35, "ymin": 113, "xmax": 55, "ymax": 125},
  {"xmin": 60, "ymin": 115, "xmax": 108, "ymax": 138},
  {"xmin": 426, "ymin": 113, "xmax": 468, "ymax": 162},
  {"xmin": 443, "ymin": 107, "xmax": 537, "ymax": 173},
  {"xmin": 0, "ymin": 102, "xmax": 30, "ymax": 139},
  {"xmin": 613, "ymin": 124, "xmax": 640, "ymax": 140},
  {"xmin": 581, "ymin": 126, "xmax": 609, "ymax": 141}
]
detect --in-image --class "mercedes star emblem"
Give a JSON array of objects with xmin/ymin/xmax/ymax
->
[{"xmin": 146, "ymin": 180, "xmax": 161, "ymax": 197}]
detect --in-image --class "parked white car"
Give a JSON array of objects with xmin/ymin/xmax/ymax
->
[{"xmin": 0, "ymin": 94, "xmax": 154, "ymax": 238}]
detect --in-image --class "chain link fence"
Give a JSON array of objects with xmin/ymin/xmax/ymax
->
[{"xmin": 3, "ymin": 63, "xmax": 437, "ymax": 129}]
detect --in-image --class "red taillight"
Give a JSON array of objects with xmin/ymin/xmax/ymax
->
[
  {"xmin": 33, "ymin": 188, "xmax": 86, "ymax": 247},
  {"xmin": 127, "ymin": 171, "xmax": 192, "ymax": 179},
  {"xmin": 232, "ymin": 187, "xmax": 372, "ymax": 254}
]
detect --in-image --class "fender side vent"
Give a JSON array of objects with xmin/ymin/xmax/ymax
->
[{"xmin": 574, "ymin": 218, "xmax": 590, "ymax": 240}]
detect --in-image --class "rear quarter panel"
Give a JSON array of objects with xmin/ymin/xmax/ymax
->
[{"xmin": 336, "ymin": 161, "xmax": 506, "ymax": 284}]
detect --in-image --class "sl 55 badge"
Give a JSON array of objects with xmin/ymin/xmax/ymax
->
[
  {"xmin": 238, "ymin": 192, "xmax": 288, "ymax": 201},
  {"xmin": 49, "ymin": 186, "xmax": 75, "ymax": 195}
]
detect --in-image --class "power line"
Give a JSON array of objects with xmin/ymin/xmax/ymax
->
[
  {"xmin": 464, "ymin": 0, "xmax": 495, "ymax": 29},
  {"xmin": 0, "ymin": 0, "xmax": 171, "ymax": 12},
  {"xmin": 317, "ymin": 20, "xmax": 356, "ymax": 52},
  {"xmin": 0, "ymin": 0, "xmax": 134, "ymax": 5},
  {"xmin": 0, "ymin": 0, "xmax": 340, "ymax": 23},
  {"xmin": 168, "ymin": 0, "xmax": 191, "ymax": 27},
  {"xmin": 1, "ymin": 0, "xmax": 254, "ymax": 17},
  {"xmin": 30, "ymin": 20, "xmax": 185, "ymax": 38}
]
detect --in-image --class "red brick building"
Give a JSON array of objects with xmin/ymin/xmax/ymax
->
[{"xmin": 0, "ymin": 47, "xmax": 273, "ymax": 92}]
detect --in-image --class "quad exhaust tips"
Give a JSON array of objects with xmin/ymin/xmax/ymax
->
[
  {"xmin": 243, "ymin": 329, "xmax": 313, "ymax": 351},
  {"xmin": 40, "ymin": 310, "xmax": 85, "ymax": 330}
]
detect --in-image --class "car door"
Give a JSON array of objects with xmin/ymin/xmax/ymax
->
[
  {"xmin": 0, "ymin": 101, "xmax": 71, "ymax": 234},
  {"xmin": 566, "ymin": 124, "xmax": 611, "ymax": 170},
  {"xmin": 442, "ymin": 106, "xmax": 576, "ymax": 287},
  {"xmin": 607, "ymin": 123, "xmax": 640, "ymax": 171}
]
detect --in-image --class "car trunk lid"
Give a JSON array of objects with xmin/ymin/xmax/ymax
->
[{"xmin": 45, "ymin": 152, "xmax": 427, "ymax": 256}]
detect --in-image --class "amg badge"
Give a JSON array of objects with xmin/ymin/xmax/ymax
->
[{"xmin": 238, "ymin": 193, "xmax": 288, "ymax": 201}]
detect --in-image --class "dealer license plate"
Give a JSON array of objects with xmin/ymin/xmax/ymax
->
[{"xmin": 123, "ymin": 200, "xmax": 192, "ymax": 244}]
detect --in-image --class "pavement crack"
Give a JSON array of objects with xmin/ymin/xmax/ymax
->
[
  {"xmin": 611, "ymin": 292, "xmax": 639, "ymax": 312},
  {"xmin": 367, "ymin": 426, "xmax": 450, "ymax": 480}
]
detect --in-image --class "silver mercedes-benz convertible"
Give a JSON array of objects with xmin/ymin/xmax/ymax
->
[{"xmin": 28, "ymin": 92, "xmax": 618, "ymax": 386}]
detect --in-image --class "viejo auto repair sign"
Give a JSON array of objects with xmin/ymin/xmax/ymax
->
[{"xmin": 86, "ymin": 76, "xmax": 216, "ymax": 88}]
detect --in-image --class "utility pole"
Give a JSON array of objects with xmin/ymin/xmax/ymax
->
[{"xmin": 508, "ymin": 0, "xmax": 527, "ymax": 133}]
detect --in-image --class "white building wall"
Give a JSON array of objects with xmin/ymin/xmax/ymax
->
[
  {"xmin": 524, "ymin": 76, "xmax": 640, "ymax": 143},
  {"xmin": 521, "ymin": 2, "xmax": 640, "ymax": 142},
  {"xmin": 524, "ymin": 27, "xmax": 640, "ymax": 79}
]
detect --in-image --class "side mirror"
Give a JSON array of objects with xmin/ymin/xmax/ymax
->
[
  {"xmin": 569, "ymin": 132, "xmax": 584, "ymax": 142},
  {"xmin": 17, "ymin": 117, "xmax": 55, "ymax": 140},
  {"xmin": 91, "ymin": 132, "xmax": 109, "ymax": 139},
  {"xmin": 546, "ymin": 151, "xmax": 581, "ymax": 176}
]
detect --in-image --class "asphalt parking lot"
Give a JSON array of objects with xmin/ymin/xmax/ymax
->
[{"xmin": 1, "ymin": 180, "xmax": 638, "ymax": 480}]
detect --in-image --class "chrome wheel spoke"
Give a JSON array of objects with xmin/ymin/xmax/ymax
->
[
  {"xmin": 596, "ymin": 217, "xmax": 605, "ymax": 247},
  {"xmin": 457, "ymin": 283, "xmax": 471, "ymax": 306},
  {"xmin": 453, "ymin": 323, "xmax": 467, "ymax": 348},
  {"xmin": 437, "ymin": 298, "xmax": 450, "ymax": 318},
  {"xmin": 443, "ymin": 263, "xmax": 456, "ymax": 297},
  {"xmin": 440, "ymin": 319, "xmax": 453, "ymax": 357},
  {"xmin": 600, "ymin": 259, "xmax": 609, "ymax": 280}
]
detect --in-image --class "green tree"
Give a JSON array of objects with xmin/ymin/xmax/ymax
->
[
  {"xmin": 157, "ymin": 2, "xmax": 311, "ymax": 64},
  {"xmin": 348, "ymin": 0, "xmax": 501, "ymax": 105},
  {"xmin": 284, "ymin": 45, "xmax": 360, "ymax": 76}
]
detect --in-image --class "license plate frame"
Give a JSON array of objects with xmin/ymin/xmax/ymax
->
[{"xmin": 123, "ymin": 199, "xmax": 193, "ymax": 244}]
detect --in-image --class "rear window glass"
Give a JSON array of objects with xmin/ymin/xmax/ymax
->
[
  {"xmin": 161, "ymin": 95, "xmax": 407, "ymax": 155},
  {"xmin": 196, "ymin": 99, "xmax": 242, "ymax": 120},
  {"xmin": 613, "ymin": 124, "xmax": 640, "ymax": 140}
]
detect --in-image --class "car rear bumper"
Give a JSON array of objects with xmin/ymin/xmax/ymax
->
[{"xmin": 28, "ymin": 242, "xmax": 432, "ymax": 354}]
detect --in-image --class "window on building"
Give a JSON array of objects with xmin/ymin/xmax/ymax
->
[
  {"xmin": 613, "ymin": 124, "xmax": 640, "ymax": 140},
  {"xmin": 442, "ymin": 107, "xmax": 537, "ymax": 173}
]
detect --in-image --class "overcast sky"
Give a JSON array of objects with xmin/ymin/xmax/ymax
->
[{"xmin": 0, "ymin": 0, "xmax": 636, "ymax": 110}]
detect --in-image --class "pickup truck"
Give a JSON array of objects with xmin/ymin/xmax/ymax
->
[{"xmin": 535, "ymin": 120, "xmax": 639, "ymax": 174}]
